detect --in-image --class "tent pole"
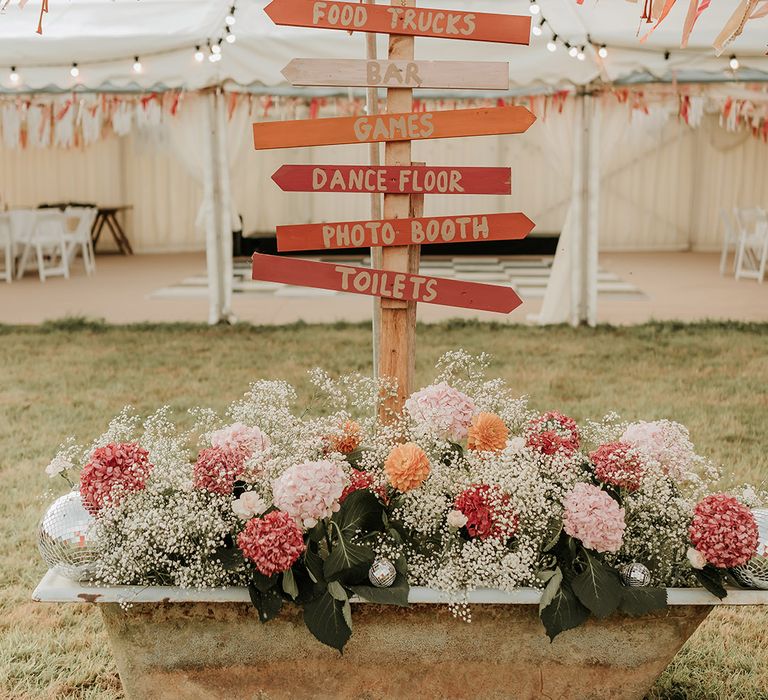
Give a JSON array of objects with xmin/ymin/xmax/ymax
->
[
  {"xmin": 215, "ymin": 87, "xmax": 236, "ymax": 324},
  {"xmin": 569, "ymin": 90, "xmax": 585, "ymax": 327},
  {"xmin": 585, "ymin": 94, "xmax": 600, "ymax": 327},
  {"xmin": 204, "ymin": 91, "xmax": 224, "ymax": 325}
]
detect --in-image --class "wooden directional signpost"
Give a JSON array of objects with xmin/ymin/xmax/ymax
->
[{"xmin": 252, "ymin": 0, "xmax": 536, "ymax": 418}]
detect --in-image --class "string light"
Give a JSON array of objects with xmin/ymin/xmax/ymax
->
[
  {"xmin": 729, "ymin": 55, "xmax": 740, "ymax": 70},
  {"xmin": 225, "ymin": 6, "xmax": 236, "ymax": 26},
  {"xmin": 532, "ymin": 20, "xmax": 543, "ymax": 37},
  {"xmin": 211, "ymin": 43, "xmax": 222, "ymax": 55},
  {"xmin": 529, "ymin": 1, "xmax": 541, "ymax": 15},
  {"xmin": 70, "ymin": 63, "xmax": 79, "ymax": 78},
  {"xmin": 547, "ymin": 37, "xmax": 557, "ymax": 52},
  {"xmin": 577, "ymin": 48, "xmax": 586, "ymax": 61},
  {"xmin": 225, "ymin": 28, "xmax": 236, "ymax": 44},
  {"xmin": 9, "ymin": 66, "xmax": 20, "ymax": 83},
  {"xmin": 598, "ymin": 45, "xmax": 608, "ymax": 59},
  {"xmin": 194, "ymin": 46, "xmax": 205, "ymax": 63},
  {"xmin": 132, "ymin": 56, "xmax": 142, "ymax": 73},
  {"xmin": 568, "ymin": 44, "xmax": 579, "ymax": 58}
]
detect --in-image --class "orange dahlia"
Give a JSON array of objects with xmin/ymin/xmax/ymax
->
[
  {"xmin": 384, "ymin": 442, "xmax": 430, "ymax": 492},
  {"xmin": 467, "ymin": 413, "xmax": 509, "ymax": 453},
  {"xmin": 328, "ymin": 420, "xmax": 361, "ymax": 455}
]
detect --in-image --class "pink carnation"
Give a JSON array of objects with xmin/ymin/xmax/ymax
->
[
  {"xmin": 563, "ymin": 483, "xmax": 626, "ymax": 553},
  {"xmin": 590, "ymin": 442, "xmax": 645, "ymax": 492},
  {"xmin": 405, "ymin": 382, "xmax": 476, "ymax": 441},
  {"xmin": 454, "ymin": 484, "xmax": 517, "ymax": 540},
  {"xmin": 210, "ymin": 422, "xmax": 270, "ymax": 455},
  {"xmin": 272, "ymin": 460, "xmax": 347, "ymax": 527},
  {"xmin": 80, "ymin": 442, "xmax": 152, "ymax": 514},
  {"xmin": 193, "ymin": 446, "xmax": 247, "ymax": 495},
  {"xmin": 689, "ymin": 494, "xmax": 758, "ymax": 568},
  {"xmin": 525, "ymin": 411, "xmax": 580, "ymax": 456},
  {"xmin": 237, "ymin": 511, "xmax": 305, "ymax": 577},
  {"xmin": 620, "ymin": 420, "xmax": 695, "ymax": 481}
]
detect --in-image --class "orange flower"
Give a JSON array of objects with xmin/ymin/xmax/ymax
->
[
  {"xmin": 467, "ymin": 413, "xmax": 509, "ymax": 453},
  {"xmin": 384, "ymin": 442, "xmax": 430, "ymax": 492},
  {"xmin": 328, "ymin": 420, "xmax": 361, "ymax": 455}
]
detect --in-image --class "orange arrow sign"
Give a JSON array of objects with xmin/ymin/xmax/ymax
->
[
  {"xmin": 264, "ymin": 1, "xmax": 531, "ymax": 45},
  {"xmin": 277, "ymin": 213, "xmax": 534, "ymax": 252},
  {"xmin": 253, "ymin": 105, "xmax": 536, "ymax": 150},
  {"xmin": 252, "ymin": 254, "xmax": 522, "ymax": 314}
]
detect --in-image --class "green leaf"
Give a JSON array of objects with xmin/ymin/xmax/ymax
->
[
  {"xmin": 441, "ymin": 441, "xmax": 464, "ymax": 465},
  {"xmin": 304, "ymin": 545, "xmax": 325, "ymax": 585},
  {"xmin": 349, "ymin": 571, "xmax": 410, "ymax": 607},
  {"xmin": 213, "ymin": 540, "xmax": 246, "ymax": 572},
  {"xmin": 539, "ymin": 580, "xmax": 590, "ymax": 642},
  {"xmin": 538, "ymin": 567, "xmax": 563, "ymax": 614},
  {"xmin": 282, "ymin": 569, "xmax": 299, "ymax": 600},
  {"xmin": 346, "ymin": 447, "xmax": 368, "ymax": 468},
  {"xmin": 327, "ymin": 580, "xmax": 349, "ymax": 602},
  {"xmin": 694, "ymin": 567, "xmax": 728, "ymax": 600},
  {"xmin": 619, "ymin": 587, "xmax": 668, "ymax": 616},
  {"xmin": 250, "ymin": 570, "xmax": 279, "ymax": 593},
  {"xmin": 307, "ymin": 521, "xmax": 327, "ymax": 544},
  {"xmin": 342, "ymin": 600, "xmax": 353, "ymax": 630},
  {"xmin": 334, "ymin": 489, "xmax": 385, "ymax": 537},
  {"xmin": 570, "ymin": 550, "xmax": 623, "ymax": 619},
  {"xmin": 542, "ymin": 526, "xmax": 563, "ymax": 553},
  {"xmin": 248, "ymin": 583, "xmax": 283, "ymax": 623},
  {"xmin": 324, "ymin": 537, "xmax": 374, "ymax": 583},
  {"xmin": 303, "ymin": 589, "xmax": 352, "ymax": 652}
]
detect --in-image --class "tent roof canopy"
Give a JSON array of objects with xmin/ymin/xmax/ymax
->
[{"xmin": 1, "ymin": 0, "xmax": 767, "ymax": 93}]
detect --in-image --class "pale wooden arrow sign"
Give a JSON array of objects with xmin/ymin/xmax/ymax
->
[{"xmin": 282, "ymin": 59, "xmax": 510, "ymax": 90}]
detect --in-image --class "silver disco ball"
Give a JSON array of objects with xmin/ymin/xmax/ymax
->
[
  {"xmin": 732, "ymin": 508, "xmax": 768, "ymax": 590},
  {"xmin": 37, "ymin": 490, "xmax": 97, "ymax": 580},
  {"xmin": 368, "ymin": 557, "xmax": 397, "ymax": 588},
  {"xmin": 619, "ymin": 562, "xmax": 652, "ymax": 587}
]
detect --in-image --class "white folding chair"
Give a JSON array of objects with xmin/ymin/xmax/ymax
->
[
  {"xmin": 10, "ymin": 209, "xmax": 37, "ymax": 279},
  {"xmin": 64, "ymin": 207, "xmax": 98, "ymax": 275},
  {"xmin": 0, "ymin": 213, "xmax": 13, "ymax": 283},
  {"xmin": 719, "ymin": 208, "xmax": 739, "ymax": 276},
  {"xmin": 734, "ymin": 207, "xmax": 768, "ymax": 284},
  {"xmin": 17, "ymin": 210, "xmax": 70, "ymax": 282}
]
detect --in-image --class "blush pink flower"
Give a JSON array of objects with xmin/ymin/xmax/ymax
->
[
  {"xmin": 689, "ymin": 494, "xmax": 758, "ymax": 568},
  {"xmin": 404, "ymin": 382, "xmax": 476, "ymax": 441},
  {"xmin": 590, "ymin": 442, "xmax": 645, "ymax": 492},
  {"xmin": 525, "ymin": 411, "xmax": 580, "ymax": 456},
  {"xmin": 454, "ymin": 484, "xmax": 518, "ymax": 540},
  {"xmin": 563, "ymin": 483, "xmax": 626, "ymax": 553},
  {"xmin": 193, "ymin": 447, "xmax": 247, "ymax": 495},
  {"xmin": 210, "ymin": 422, "xmax": 270, "ymax": 455},
  {"xmin": 620, "ymin": 420, "xmax": 695, "ymax": 481},
  {"xmin": 80, "ymin": 442, "xmax": 153, "ymax": 514},
  {"xmin": 272, "ymin": 460, "xmax": 347, "ymax": 527},
  {"xmin": 237, "ymin": 511, "xmax": 305, "ymax": 577}
]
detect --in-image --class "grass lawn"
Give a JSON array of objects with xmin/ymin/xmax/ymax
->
[{"xmin": 1, "ymin": 319, "xmax": 767, "ymax": 699}]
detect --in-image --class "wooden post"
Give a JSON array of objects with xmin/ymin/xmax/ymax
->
[{"xmin": 378, "ymin": 0, "xmax": 418, "ymax": 420}]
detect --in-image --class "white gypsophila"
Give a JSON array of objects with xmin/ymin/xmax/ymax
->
[
  {"xmin": 308, "ymin": 367, "xmax": 398, "ymax": 414},
  {"xmin": 89, "ymin": 406, "xmax": 142, "ymax": 451},
  {"xmin": 93, "ymin": 488, "xmax": 246, "ymax": 588},
  {"xmin": 580, "ymin": 412, "xmax": 627, "ymax": 449},
  {"xmin": 45, "ymin": 455, "xmax": 73, "ymax": 478}
]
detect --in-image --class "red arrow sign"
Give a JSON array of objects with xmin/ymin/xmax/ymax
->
[
  {"xmin": 253, "ymin": 105, "xmax": 536, "ymax": 150},
  {"xmin": 277, "ymin": 213, "xmax": 534, "ymax": 252},
  {"xmin": 252, "ymin": 254, "xmax": 522, "ymax": 314},
  {"xmin": 264, "ymin": 1, "xmax": 531, "ymax": 45},
  {"xmin": 272, "ymin": 165, "xmax": 512, "ymax": 195}
]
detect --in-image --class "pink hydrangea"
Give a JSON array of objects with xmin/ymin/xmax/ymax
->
[
  {"xmin": 689, "ymin": 494, "xmax": 758, "ymax": 568},
  {"xmin": 193, "ymin": 447, "xmax": 247, "ymax": 495},
  {"xmin": 80, "ymin": 442, "xmax": 153, "ymax": 514},
  {"xmin": 272, "ymin": 460, "xmax": 347, "ymax": 527},
  {"xmin": 620, "ymin": 420, "xmax": 695, "ymax": 481},
  {"xmin": 404, "ymin": 382, "xmax": 476, "ymax": 441},
  {"xmin": 210, "ymin": 422, "xmax": 270, "ymax": 455},
  {"xmin": 525, "ymin": 411, "xmax": 580, "ymax": 456},
  {"xmin": 563, "ymin": 483, "xmax": 626, "ymax": 553},
  {"xmin": 590, "ymin": 442, "xmax": 645, "ymax": 492},
  {"xmin": 237, "ymin": 511, "xmax": 305, "ymax": 577}
]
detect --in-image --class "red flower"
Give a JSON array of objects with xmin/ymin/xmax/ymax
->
[
  {"xmin": 80, "ymin": 442, "xmax": 152, "ymax": 514},
  {"xmin": 525, "ymin": 411, "xmax": 580, "ymax": 456},
  {"xmin": 689, "ymin": 494, "xmax": 758, "ymax": 568},
  {"xmin": 193, "ymin": 446, "xmax": 247, "ymax": 495},
  {"xmin": 340, "ymin": 468, "xmax": 374, "ymax": 502},
  {"xmin": 454, "ymin": 484, "xmax": 517, "ymax": 540},
  {"xmin": 590, "ymin": 442, "xmax": 645, "ymax": 491},
  {"xmin": 237, "ymin": 511, "xmax": 305, "ymax": 577}
]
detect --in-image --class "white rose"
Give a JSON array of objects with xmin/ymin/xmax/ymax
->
[
  {"xmin": 447, "ymin": 509, "xmax": 468, "ymax": 529},
  {"xmin": 686, "ymin": 547, "xmax": 707, "ymax": 570},
  {"xmin": 506, "ymin": 436, "xmax": 527, "ymax": 453},
  {"xmin": 232, "ymin": 492, "xmax": 268, "ymax": 520},
  {"xmin": 45, "ymin": 456, "xmax": 72, "ymax": 478}
]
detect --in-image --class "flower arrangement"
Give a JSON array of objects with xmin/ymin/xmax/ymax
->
[{"xmin": 44, "ymin": 351, "xmax": 765, "ymax": 650}]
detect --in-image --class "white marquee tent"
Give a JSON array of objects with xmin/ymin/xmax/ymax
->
[{"xmin": 1, "ymin": 0, "xmax": 767, "ymax": 324}]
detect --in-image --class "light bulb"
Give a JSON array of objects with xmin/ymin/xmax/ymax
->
[
  {"xmin": 532, "ymin": 25, "xmax": 542, "ymax": 36},
  {"xmin": 9, "ymin": 67, "xmax": 19, "ymax": 83},
  {"xmin": 598, "ymin": 46, "xmax": 608, "ymax": 59},
  {"xmin": 529, "ymin": 2, "xmax": 540, "ymax": 15},
  {"xmin": 577, "ymin": 50, "xmax": 585, "ymax": 61},
  {"xmin": 729, "ymin": 55, "xmax": 739, "ymax": 70},
  {"xmin": 568, "ymin": 46, "xmax": 578, "ymax": 58},
  {"xmin": 132, "ymin": 57, "xmax": 142, "ymax": 73},
  {"xmin": 194, "ymin": 47, "xmax": 205, "ymax": 62},
  {"xmin": 211, "ymin": 44, "xmax": 222, "ymax": 55},
  {"xmin": 226, "ymin": 32, "xmax": 236, "ymax": 44},
  {"xmin": 547, "ymin": 40, "xmax": 557, "ymax": 52},
  {"xmin": 70, "ymin": 64, "xmax": 79, "ymax": 78},
  {"xmin": 225, "ymin": 6, "xmax": 236, "ymax": 26}
]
